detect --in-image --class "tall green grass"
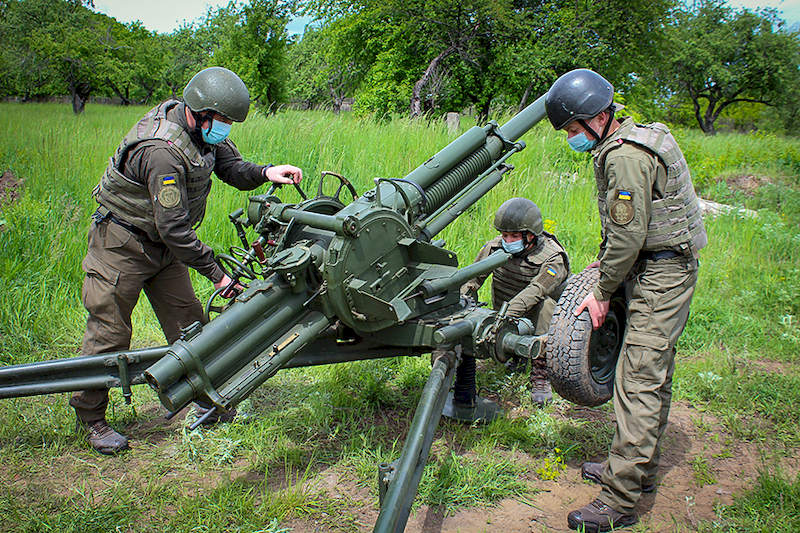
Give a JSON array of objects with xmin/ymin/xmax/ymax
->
[
  {"xmin": 2, "ymin": 103, "xmax": 797, "ymax": 365},
  {"xmin": 1, "ymin": 102, "xmax": 799, "ymax": 530}
]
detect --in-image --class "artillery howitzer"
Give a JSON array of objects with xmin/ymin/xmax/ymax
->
[{"xmin": 0, "ymin": 93, "xmax": 626, "ymax": 532}]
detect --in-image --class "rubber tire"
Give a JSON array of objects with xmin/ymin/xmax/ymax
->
[{"xmin": 545, "ymin": 267, "xmax": 627, "ymax": 407}]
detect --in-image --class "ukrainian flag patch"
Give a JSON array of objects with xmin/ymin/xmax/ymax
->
[
  {"xmin": 618, "ymin": 190, "xmax": 632, "ymax": 200},
  {"xmin": 546, "ymin": 267, "xmax": 557, "ymax": 277},
  {"xmin": 162, "ymin": 176, "xmax": 176, "ymax": 185}
]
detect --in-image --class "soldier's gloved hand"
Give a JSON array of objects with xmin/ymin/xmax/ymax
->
[
  {"xmin": 214, "ymin": 274, "xmax": 244, "ymax": 299},
  {"xmin": 574, "ymin": 292, "xmax": 610, "ymax": 330},
  {"xmin": 265, "ymin": 164, "xmax": 303, "ymax": 185}
]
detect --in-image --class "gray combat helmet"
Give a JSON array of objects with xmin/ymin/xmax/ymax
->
[
  {"xmin": 545, "ymin": 68, "xmax": 616, "ymax": 130},
  {"xmin": 183, "ymin": 67, "xmax": 250, "ymax": 122},
  {"xmin": 493, "ymin": 198, "xmax": 543, "ymax": 235}
]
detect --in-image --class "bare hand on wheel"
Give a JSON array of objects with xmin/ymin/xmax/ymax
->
[{"xmin": 213, "ymin": 274, "xmax": 244, "ymax": 298}]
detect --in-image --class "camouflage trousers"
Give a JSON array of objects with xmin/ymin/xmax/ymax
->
[
  {"xmin": 70, "ymin": 219, "xmax": 204, "ymax": 423},
  {"xmin": 598, "ymin": 255, "xmax": 699, "ymax": 513}
]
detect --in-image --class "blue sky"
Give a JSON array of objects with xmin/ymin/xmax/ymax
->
[{"xmin": 94, "ymin": 0, "xmax": 799, "ymax": 35}]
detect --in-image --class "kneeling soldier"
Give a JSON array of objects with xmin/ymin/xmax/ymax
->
[{"xmin": 461, "ymin": 198, "xmax": 570, "ymax": 406}]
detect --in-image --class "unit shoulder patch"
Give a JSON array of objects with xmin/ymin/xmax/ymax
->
[
  {"xmin": 609, "ymin": 189, "xmax": 634, "ymax": 225},
  {"xmin": 157, "ymin": 174, "xmax": 181, "ymax": 208}
]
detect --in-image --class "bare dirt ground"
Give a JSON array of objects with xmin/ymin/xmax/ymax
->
[
  {"xmin": 281, "ymin": 401, "xmax": 798, "ymax": 532},
  {"xmin": 3, "ymin": 397, "xmax": 796, "ymax": 532},
  {"xmin": 725, "ymin": 174, "xmax": 770, "ymax": 196},
  {"xmin": 0, "ymin": 170, "xmax": 22, "ymax": 207}
]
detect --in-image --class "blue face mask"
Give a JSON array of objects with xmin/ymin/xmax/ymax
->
[
  {"xmin": 201, "ymin": 119, "xmax": 232, "ymax": 145},
  {"xmin": 567, "ymin": 132, "xmax": 597, "ymax": 152},
  {"xmin": 501, "ymin": 238, "xmax": 525, "ymax": 255}
]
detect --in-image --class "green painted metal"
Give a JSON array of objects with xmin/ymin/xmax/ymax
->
[
  {"xmin": 373, "ymin": 353, "xmax": 456, "ymax": 533},
  {"xmin": 0, "ymin": 346, "xmax": 168, "ymax": 398},
  {"xmin": 421, "ymin": 249, "xmax": 510, "ymax": 297}
]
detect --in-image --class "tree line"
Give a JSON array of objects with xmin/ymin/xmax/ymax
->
[{"xmin": 1, "ymin": 0, "xmax": 798, "ymax": 134}]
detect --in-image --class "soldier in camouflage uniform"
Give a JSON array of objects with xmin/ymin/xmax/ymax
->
[
  {"xmin": 546, "ymin": 69, "xmax": 707, "ymax": 532},
  {"xmin": 72, "ymin": 67, "xmax": 304, "ymax": 454},
  {"xmin": 461, "ymin": 198, "xmax": 570, "ymax": 407}
]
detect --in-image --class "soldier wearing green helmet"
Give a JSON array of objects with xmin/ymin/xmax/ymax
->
[
  {"xmin": 546, "ymin": 68, "xmax": 707, "ymax": 532},
  {"xmin": 461, "ymin": 198, "xmax": 570, "ymax": 407},
  {"xmin": 72, "ymin": 67, "xmax": 304, "ymax": 455}
]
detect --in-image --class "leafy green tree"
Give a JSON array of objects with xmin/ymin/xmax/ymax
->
[
  {"xmin": 491, "ymin": 0, "xmax": 676, "ymax": 112},
  {"xmin": 287, "ymin": 24, "xmax": 365, "ymax": 111},
  {"xmin": 657, "ymin": 0, "xmax": 800, "ymax": 134},
  {"xmin": 160, "ymin": 26, "xmax": 207, "ymax": 100},
  {"xmin": 202, "ymin": 0, "xmax": 292, "ymax": 111},
  {"xmin": 99, "ymin": 21, "xmax": 167, "ymax": 106},
  {"xmin": 301, "ymin": 0, "xmax": 676, "ymax": 120},
  {"xmin": 1, "ymin": 0, "xmax": 134, "ymax": 113},
  {"xmin": 0, "ymin": 0, "xmax": 65, "ymax": 100},
  {"xmin": 28, "ymin": 3, "xmax": 102, "ymax": 112},
  {"xmin": 286, "ymin": 29, "xmax": 329, "ymax": 108}
]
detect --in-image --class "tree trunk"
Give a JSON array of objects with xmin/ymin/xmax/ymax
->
[
  {"xmin": 701, "ymin": 101, "xmax": 717, "ymax": 135},
  {"xmin": 518, "ymin": 81, "xmax": 533, "ymax": 112},
  {"xmin": 476, "ymin": 99, "xmax": 491, "ymax": 125},
  {"xmin": 329, "ymin": 83, "xmax": 342, "ymax": 114},
  {"xmin": 410, "ymin": 46, "xmax": 455, "ymax": 118},
  {"xmin": 72, "ymin": 91, "xmax": 86, "ymax": 114},
  {"xmin": 70, "ymin": 81, "xmax": 91, "ymax": 114},
  {"xmin": 690, "ymin": 92, "xmax": 716, "ymax": 135},
  {"xmin": 106, "ymin": 79, "xmax": 132, "ymax": 106}
]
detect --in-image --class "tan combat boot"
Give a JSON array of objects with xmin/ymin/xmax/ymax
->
[
  {"xmin": 530, "ymin": 372, "xmax": 553, "ymax": 407},
  {"xmin": 79, "ymin": 419, "xmax": 129, "ymax": 455},
  {"xmin": 581, "ymin": 462, "xmax": 656, "ymax": 493},
  {"xmin": 567, "ymin": 499, "xmax": 637, "ymax": 532}
]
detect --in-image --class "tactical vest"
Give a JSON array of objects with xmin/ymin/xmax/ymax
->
[
  {"xmin": 92, "ymin": 100, "xmax": 214, "ymax": 240},
  {"xmin": 595, "ymin": 119, "xmax": 708, "ymax": 258},
  {"xmin": 490, "ymin": 233, "xmax": 570, "ymax": 312}
]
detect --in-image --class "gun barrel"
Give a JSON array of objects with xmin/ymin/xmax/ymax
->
[
  {"xmin": 421, "ymin": 249, "xmax": 510, "ymax": 297},
  {"xmin": 408, "ymin": 94, "xmax": 548, "ymax": 226},
  {"xmin": 146, "ymin": 284, "xmax": 312, "ymax": 411},
  {"xmin": 498, "ymin": 94, "xmax": 547, "ymax": 143},
  {"xmin": 403, "ymin": 126, "xmax": 489, "ymax": 191}
]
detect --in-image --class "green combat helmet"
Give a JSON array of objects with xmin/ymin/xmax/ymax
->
[
  {"xmin": 183, "ymin": 67, "xmax": 250, "ymax": 122},
  {"xmin": 493, "ymin": 197, "xmax": 543, "ymax": 235}
]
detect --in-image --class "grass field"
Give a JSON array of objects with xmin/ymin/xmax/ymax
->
[{"xmin": 0, "ymin": 102, "xmax": 799, "ymax": 532}]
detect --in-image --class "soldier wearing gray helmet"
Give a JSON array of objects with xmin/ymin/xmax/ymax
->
[
  {"xmin": 72, "ymin": 67, "xmax": 304, "ymax": 454},
  {"xmin": 461, "ymin": 198, "xmax": 570, "ymax": 407},
  {"xmin": 546, "ymin": 68, "xmax": 707, "ymax": 532}
]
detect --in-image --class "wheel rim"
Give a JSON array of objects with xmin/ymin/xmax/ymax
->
[{"xmin": 588, "ymin": 299, "xmax": 624, "ymax": 385}]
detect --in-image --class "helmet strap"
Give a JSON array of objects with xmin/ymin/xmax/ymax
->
[
  {"xmin": 600, "ymin": 107, "xmax": 616, "ymax": 139},
  {"xmin": 190, "ymin": 110, "xmax": 214, "ymax": 134},
  {"xmin": 578, "ymin": 118, "xmax": 601, "ymax": 141},
  {"xmin": 579, "ymin": 107, "xmax": 615, "ymax": 142}
]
